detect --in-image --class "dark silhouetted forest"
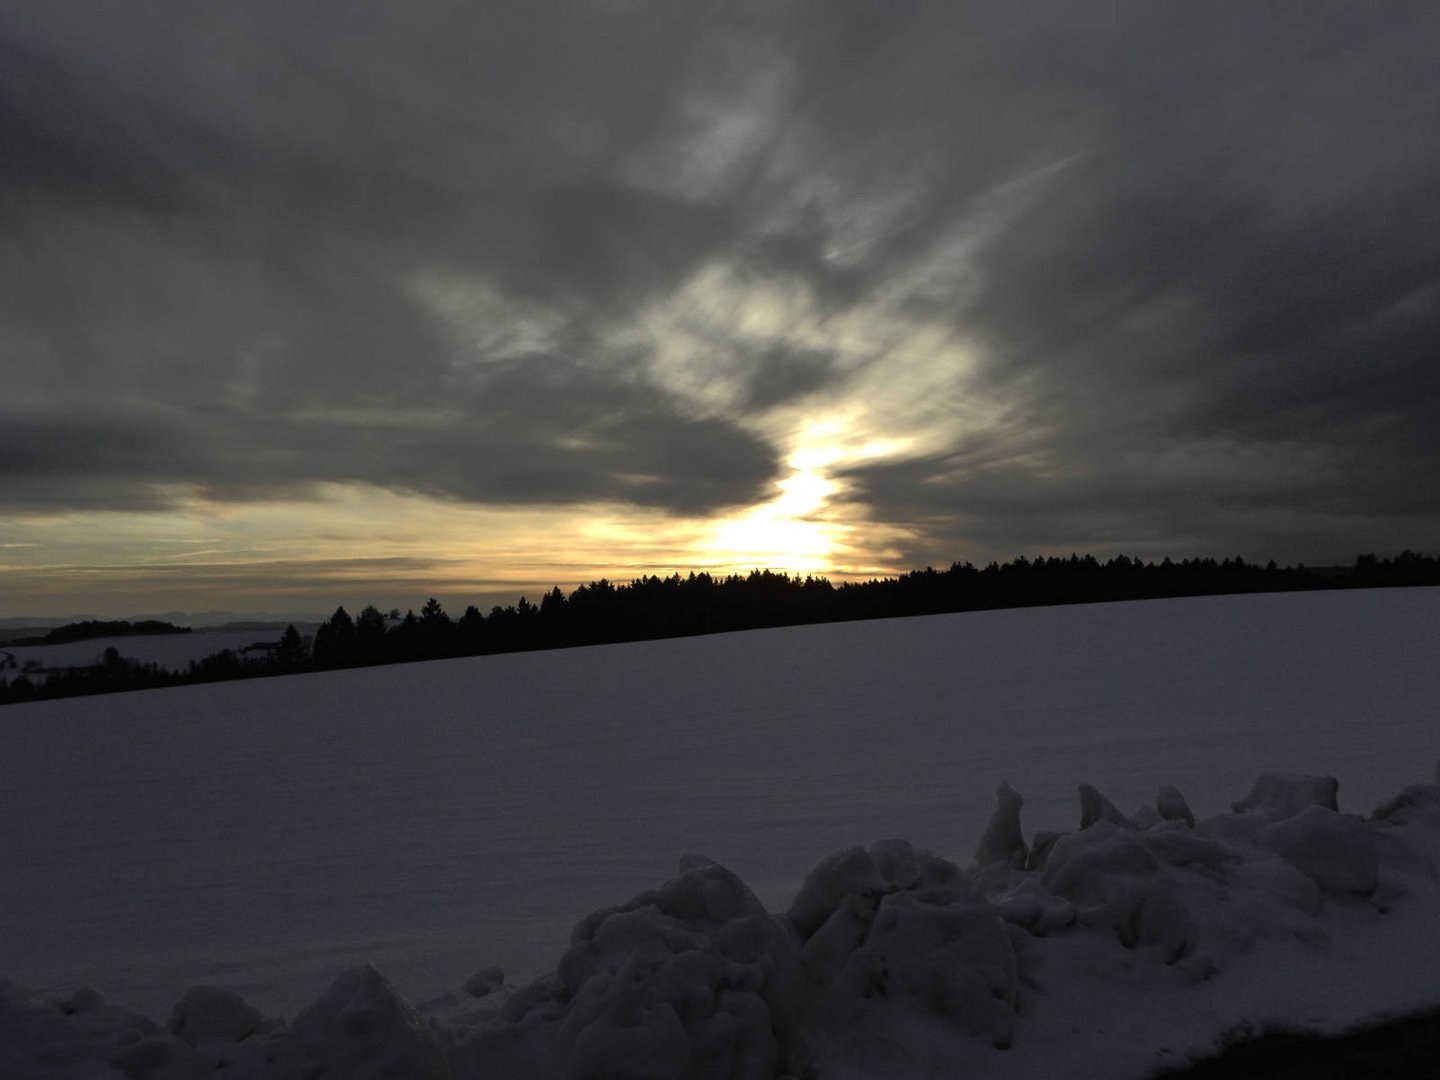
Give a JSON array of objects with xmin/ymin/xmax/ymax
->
[{"xmin": 3, "ymin": 550, "xmax": 1438, "ymax": 705}]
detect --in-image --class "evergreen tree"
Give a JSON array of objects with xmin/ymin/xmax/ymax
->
[
  {"xmin": 312, "ymin": 606, "xmax": 356, "ymax": 667},
  {"xmin": 420, "ymin": 597, "xmax": 450, "ymax": 629},
  {"xmin": 275, "ymin": 624, "xmax": 308, "ymax": 668}
]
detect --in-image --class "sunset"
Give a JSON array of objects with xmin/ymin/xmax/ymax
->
[
  {"xmin": 6, "ymin": 3, "xmax": 1439, "ymax": 618},
  {"xmin": 5, "ymin": 6, "xmax": 1440, "ymax": 1074}
]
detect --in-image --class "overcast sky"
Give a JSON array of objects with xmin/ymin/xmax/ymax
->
[{"xmin": 4, "ymin": 2, "xmax": 1439, "ymax": 617}]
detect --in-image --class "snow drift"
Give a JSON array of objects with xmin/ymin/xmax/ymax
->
[{"xmin": 6, "ymin": 766, "xmax": 1440, "ymax": 1080}]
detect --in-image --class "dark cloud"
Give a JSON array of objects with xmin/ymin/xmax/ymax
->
[
  {"xmin": 0, "ymin": 407, "xmax": 203, "ymax": 510},
  {"xmin": 743, "ymin": 345, "xmax": 839, "ymax": 410},
  {"xmin": 0, "ymin": 359, "xmax": 779, "ymax": 515},
  {"xmin": 0, "ymin": 28, "xmax": 182, "ymax": 214},
  {"xmin": 292, "ymin": 355, "xmax": 780, "ymax": 513},
  {"xmin": 820, "ymin": 3, "xmax": 1440, "ymax": 562},
  {"xmin": 3, "ymin": 1, "xmax": 1440, "ymax": 564},
  {"xmin": 7, "ymin": 0, "xmax": 843, "ymax": 515}
]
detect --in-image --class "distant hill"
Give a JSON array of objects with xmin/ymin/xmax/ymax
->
[
  {"xmin": 128, "ymin": 610, "xmax": 328, "ymax": 628},
  {"xmin": 3, "ymin": 620, "xmax": 191, "ymax": 647},
  {"xmin": 0, "ymin": 626, "xmax": 52, "ymax": 644},
  {"xmin": 0, "ymin": 611, "xmax": 327, "ymax": 635}
]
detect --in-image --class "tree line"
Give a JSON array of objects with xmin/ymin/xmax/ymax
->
[{"xmin": 2, "ymin": 550, "xmax": 1437, "ymax": 705}]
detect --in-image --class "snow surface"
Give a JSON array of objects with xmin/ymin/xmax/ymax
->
[{"xmin": 2, "ymin": 587, "xmax": 1438, "ymax": 1077}]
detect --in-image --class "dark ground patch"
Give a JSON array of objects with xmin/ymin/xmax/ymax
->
[{"xmin": 1157, "ymin": 1008, "xmax": 1440, "ymax": 1079}]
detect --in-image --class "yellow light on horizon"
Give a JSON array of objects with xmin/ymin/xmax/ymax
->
[{"xmin": 697, "ymin": 420, "xmax": 855, "ymax": 575}]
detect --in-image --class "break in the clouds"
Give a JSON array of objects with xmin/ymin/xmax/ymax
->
[{"xmin": 3, "ymin": 2, "xmax": 1439, "ymax": 613}]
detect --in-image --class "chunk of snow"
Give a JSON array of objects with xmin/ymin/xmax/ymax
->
[
  {"xmin": 288, "ymin": 965, "xmax": 451, "ymax": 1080},
  {"xmin": 166, "ymin": 985, "xmax": 263, "ymax": 1046},
  {"xmin": 786, "ymin": 841, "xmax": 961, "ymax": 991},
  {"xmin": 786, "ymin": 845, "xmax": 890, "ymax": 941},
  {"xmin": 1257, "ymin": 805, "xmax": 1379, "ymax": 897},
  {"xmin": 461, "ymin": 967, "xmax": 506, "ymax": 999},
  {"xmin": 0, "ymin": 981, "xmax": 167, "ymax": 1080},
  {"xmin": 463, "ymin": 858, "xmax": 807, "ymax": 1079},
  {"xmin": 1371, "ymin": 781, "xmax": 1440, "ymax": 823},
  {"xmin": 807, "ymin": 874, "xmax": 1021, "ymax": 1053},
  {"xmin": 1026, "ymin": 830, "xmax": 1063, "ymax": 872},
  {"xmin": 1041, "ymin": 823, "xmax": 1200, "ymax": 961},
  {"xmin": 1231, "ymin": 773, "xmax": 1339, "ymax": 818},
  {"xmin": 1158, "ymin": 785, "xmax": 1196, "ymax": 826},
  {"xmin": 974, "ymin": 781, "xmax": 1029, "ymax": 869},
  {"xmin": 989, "ymin": 876, "xmax": 1076, "ymax": 935},
  {"xmin": 1078, "ymin": 783, "xmax": 1134, "ymax": 830}
]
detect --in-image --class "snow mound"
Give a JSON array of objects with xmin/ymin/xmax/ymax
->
[
  {"xmin": 6, "ymin": 767, "xmax": 1440, "ymax": 1079},
  {"xmin": 166, "ymin": 985, "xmax": 266, "ymax": 1054},
  {"xmin": 445, "ymin": 856, "xmax": 807, "ymax": 1079},
  {"xmin": 789, "ymin": 839, "xmax": 1020, "ymax": 1059},
  {"xmin": 289, "ymin": 965, "xmax": 451, "ymax": 1080}
]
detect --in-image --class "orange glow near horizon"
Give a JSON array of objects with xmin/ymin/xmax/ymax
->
[
  {"xmin": 4, "ymin": 256, "xmax": 993, "ymax": 618},
  {"xmin": 0, "ymin": 471, "xmax": 912, "ymax": 617}
]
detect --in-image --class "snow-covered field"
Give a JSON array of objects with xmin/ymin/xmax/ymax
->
[{"xmin": 2, "ymin": 587, "xmax": 1438, "ymax": 1078}]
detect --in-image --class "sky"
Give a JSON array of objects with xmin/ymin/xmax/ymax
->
[{"xmin": 3, "ymin": 2, "xmax": 1439, "ymax": 618}]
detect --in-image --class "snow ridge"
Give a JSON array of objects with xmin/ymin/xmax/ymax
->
[{"xmin": 5, "ymin": 768, "xmax": 1440, "ymax": 1079}]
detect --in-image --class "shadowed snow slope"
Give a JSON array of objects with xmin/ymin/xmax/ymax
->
[{"xmin": 2, "ymin": 588, "xmax": 1438, "ymax": 1076}]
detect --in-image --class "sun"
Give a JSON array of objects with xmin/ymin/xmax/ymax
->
[
  {"xmin": 696, "ymin": 415, "xmax": 907, "ymax": 577},
  {"xmin": 698, "ymin": 444, "xmax": 835, "ymax": 573}
]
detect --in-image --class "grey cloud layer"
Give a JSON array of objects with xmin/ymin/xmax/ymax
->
[
  {"xmin": 4, "ymin": 2, "xmax": 1439, "ymax": 560},
  {"xmin": 0, "ymin": 3, "xmax": 785, "ymax": 514},
  {"xmin": 824, "ymin": 3, "xmax": 1440, "ymax": 562}
]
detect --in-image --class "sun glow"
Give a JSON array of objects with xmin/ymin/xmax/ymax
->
[
  {"xmin": 704, "ymin": 473, "xmax": 837, "ymax": 575},
  {"xmin": 697, "ymin": 416, "xmax": 914, "ymax": 577}
]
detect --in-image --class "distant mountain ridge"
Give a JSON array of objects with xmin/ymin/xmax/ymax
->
[
  {"xmin": 3, "ymin": 620, "xmax": 191, "ymax": 647},
  {"xmin": 0, "ymin": 611, "xmax": 327, "ymax": 631}
]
